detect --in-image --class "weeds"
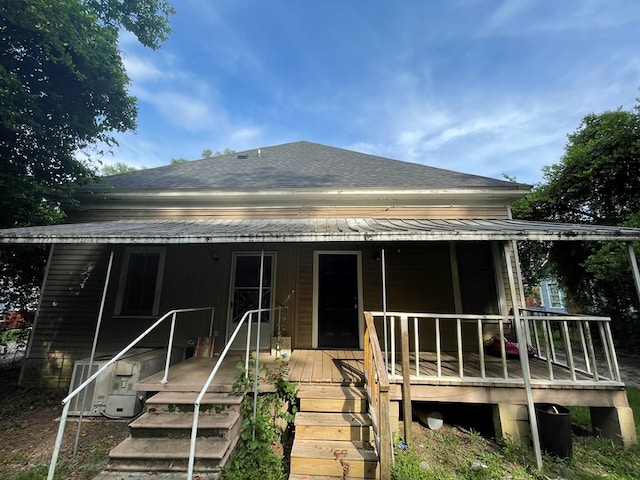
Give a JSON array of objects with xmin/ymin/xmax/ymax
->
[
  {"xmin": 221, "ymin": 353, "xmax": 298, "ymax": 480},
  {"xmin": 391, "ymin": 388, "xmax": 640, "ymax": 479}
]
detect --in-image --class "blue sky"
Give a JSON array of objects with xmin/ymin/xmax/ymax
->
[{"xmin": 109, "ymin": 0, "xmax": 640, "ymax": 184}]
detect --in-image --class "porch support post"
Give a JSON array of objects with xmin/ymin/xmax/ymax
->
[
  {"xmin": 399, "ymin": 314, "xmax": 412, "ymax": 442},
  {"xmin": 19, "ymin": 243, "xmax": 56, "ymax": 385},
  {"xmin": 626, "ymin": 242, "xmax": 640, "ymax": 307},
  {"xmin": 72, "ymin": 247, "xmax": 115, "ymax": 456},
  {"xmin": 503, "ymin": 242, "xmax": 543, "ymax": 469},
  {"xmin": 381, "ymin": 248, "xmax": 389, "ymax": 371}
]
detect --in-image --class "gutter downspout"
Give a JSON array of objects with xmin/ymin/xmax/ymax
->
[{"xmin": 503, "ymin": 241, "xmax": 543, "ymax": 469}]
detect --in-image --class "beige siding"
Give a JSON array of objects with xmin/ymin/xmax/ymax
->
[
  {"xmin": 22, "ymin": 244, "xmax": 111, "ymax": 387},
  {"xmin": 23, "ymin": 240, "xmax": 510, "ymax": 387},
  {"xmin": 68, "ymin": 204, "xmax": 511, "ymax": 222},
  {"xmin": 295, "ymin": 245, "xmax": 315, "ymax": 348}
]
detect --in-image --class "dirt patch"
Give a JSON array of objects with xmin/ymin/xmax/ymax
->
[
  {"xmin": 1, "ymin": 350, "xmax": 639, "ymax": 479},
  {"xmin": 0, "ymin": 366, "xmax": 129, "ymax": 479}
]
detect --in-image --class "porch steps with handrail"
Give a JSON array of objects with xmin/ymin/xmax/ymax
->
[
  {"xmin": 289, "ymin": 384, "xmax": 379, "ymax": 479},
  {"xmin": 105, "ymin": 391, "xmax": 242, "ymax": 476}
]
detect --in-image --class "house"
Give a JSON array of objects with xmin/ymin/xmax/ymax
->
[{"xmin": 1, "ymin": 141, "xmax": 639, "ymax": 479}]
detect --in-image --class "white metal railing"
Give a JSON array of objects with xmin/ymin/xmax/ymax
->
[
  {"xmin": 47, "ymin": 306, "xmax": 215, "ymax": 480},
  {"xmin": 187, "ymin": 306, "xmax": 281, "ymax": 480},
  {"xmin": 368, "ymin": 310, "xmax": 623, "ymax": 386},
  {"xmin": 520, "ymin": 308, "xmax": 622, "ymax": 384}
]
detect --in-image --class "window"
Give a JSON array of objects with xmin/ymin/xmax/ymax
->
[
  {"xmin": 229, "ymin": 253, "xmax": 274, "ymax": 323},
  {"xmin": 115, "ymin": 248, "xmax": 165, "ymax": 316},
  {"xmin": 547, "ymin": 282, "xmax": 564, "ymax": 309}
]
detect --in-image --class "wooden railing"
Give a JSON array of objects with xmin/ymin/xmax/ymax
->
[
  {"xmin": 363, "ymin": 312, "xmax": 391, "ymax": 479},
  {"xmin": 367, "ymin": 311, "xmax": 623, "ymax": 386},
  {"xmin": 520, "ymin": 308, "xmax": 621, "ymax": 383}
]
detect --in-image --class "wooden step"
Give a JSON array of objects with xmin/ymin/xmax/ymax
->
[
  {"xmin": 129, "ymin": 410, "xmax": 240, "ymax": 439},
  {"xmin": 297, "ymin": 385, "xmax": 367, "ymax": 413},
  {"xmin": 295, "ymin": 412, "xmax": 371, "ymax": 441},
  {"xmin": 144, "ymin": 391, "xmax": 243, "ymax": 414},
  {"xmin": 290, "ymin": 439, "xmax": 378, "ymax": 479},
  {"xmin": 288, "ymin": 475, "xmax": 371, "ymax": 480},
  {"xmin": 108, "ymin": 436, "xmax": 237, "ymax": 472}
]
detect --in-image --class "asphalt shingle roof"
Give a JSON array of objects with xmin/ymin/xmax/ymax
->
[{"xmin": 97, "ymin": 141, "xmax": 528, "ymax": 191}]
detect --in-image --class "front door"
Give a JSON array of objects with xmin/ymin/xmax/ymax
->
[
  {"xmin": 314, "ymin": 252, "xmax": 362, "ymax": 348},
  {"xmin": 226, "ymin": 252, "xmax": 275, "ymax": 349}
]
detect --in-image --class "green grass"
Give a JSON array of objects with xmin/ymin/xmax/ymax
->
[{"xmin": 392, "ymin": 387, "xmax": 640, "ymax": 480}]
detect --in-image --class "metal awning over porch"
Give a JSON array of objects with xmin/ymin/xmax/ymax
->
[{"xmin": 2, "ymin": 217, "xmax": 640, "ymax": 244}]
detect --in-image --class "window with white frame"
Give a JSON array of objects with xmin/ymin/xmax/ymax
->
[
  {"xmin": 547, "ymin": 282, "xmax": 564, "ymax": 309},
  {"xmin": 115, "ymin": 248, "xmax": 166, "ymax": 316}
]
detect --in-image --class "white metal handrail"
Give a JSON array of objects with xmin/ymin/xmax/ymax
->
[
  {"xmin": 47, "ymin": 306, "xmax": 215, "ymax": 480},
  {"xmin": 187, "ymin": 306, "xmax": 281, "ymax": 480},
  {"xmin": 368, "ymin": 310, "xmax": 622, "ymax": 385}
]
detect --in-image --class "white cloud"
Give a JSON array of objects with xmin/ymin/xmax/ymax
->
[{"xmin": 122, "ymin": 54, "xmax": 164, "ymax": 82}]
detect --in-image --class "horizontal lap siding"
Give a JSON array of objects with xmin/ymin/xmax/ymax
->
[
  {"xmin": 68, "ymin": 205, "xmax": 511, "ymax": 222},
  {"xmin": 22, "ymin": 244, "xmax": 111, "ymax": 387},
  {"xmin": 296, "ymin": 245, "xmax": 314, "ymax": 348}
]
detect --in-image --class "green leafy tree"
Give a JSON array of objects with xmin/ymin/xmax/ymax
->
[
  {"xmin": 101, "ymin": 162, "xmax": 141, "ymax": 175},
  {"xmin": 0, "ymin": 0, "xmax": 174, "ymax": 310},
  {"xmin": 513, "ymin": 107, "xmax": 640, "ymax": 348},
  {"xmin": 171, "ymin": 157, "xmax": 189, "ymax": 164}
]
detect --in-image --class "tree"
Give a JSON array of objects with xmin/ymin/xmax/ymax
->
[
  {"xmin": 173, "ymin": 149, "xmax": 235, "ymax": 164},
  {"xmin": 101, "ymin": 162, "xmax": 141, "ymax": 175},
  {"xmin": 0, "ymin": 0, "xmax": 174, "ymax": 310},
  {"xmin": 513, "ymin": 107, "xmax": 640, "ymax": 348},
  {"xmin": 0, "ymin": 0, "xmax": 174, "ymax": 228},
  {"xmin": 203, "ymin": 148, "xmax": 235, "ymax": 158}
]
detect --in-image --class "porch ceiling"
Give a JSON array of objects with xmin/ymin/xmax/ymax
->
[{"xmin": 1, "ymin": 218, "xmax": 640, "ymax": 244}]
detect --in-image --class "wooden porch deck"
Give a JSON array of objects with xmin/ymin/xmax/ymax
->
[
  {"xmin": 134, "ymin": 349, "xmax": 366, "ymax": 393},
  {"xmin": 135, "ymin": 349, "xmax": 624, "ymax": 395}
]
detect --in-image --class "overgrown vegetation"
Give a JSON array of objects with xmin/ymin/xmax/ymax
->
[
  {"xmin": 221, "ymin": 354, "xmax": 298, "ymax": 480},
  {"xmin": 391, "ymin": 387, "xmax": 640, "ymax": 479},
  {"xmin": 0, "ymin": 364, "xmax": 129, "ymax": 480},
  {"xmin": 512, "ymin": 104, "xmax": 640, "ymax": 350}
]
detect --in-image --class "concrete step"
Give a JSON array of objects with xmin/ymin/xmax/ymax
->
[
  {"xmin": 145, "ymin": 391, "xmax": 243, "ymax": 414},
  {"xmin": 129, "ymin": 411, "xmax": 240, "ymax": 439},
  {"xmin": 108, "ymin": 436, "xmax": 237, "ymax": 472},
  {"xmin": 289, "ymin": 439, "xmax": 378, "ymax": 479},
  {"xmin": 295, "ymin": 412, "xmax": 371, "ymax": 441},
  {"xmin": 297, "ymin": 385, "xmax": 367, "ymax": 413}
]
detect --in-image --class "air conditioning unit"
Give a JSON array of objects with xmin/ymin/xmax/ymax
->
[{"xmin": 67, "ymin": 347, "xmax": 168, "ymax": 418}]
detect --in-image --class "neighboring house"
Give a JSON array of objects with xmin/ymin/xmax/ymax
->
[
  {"xmin": 539, "ymin": 278, "xmax": 567, "ymax": 311},
  {"xmin": 1, "ymin": 141, "xmax": 639, "ymax": 478}
]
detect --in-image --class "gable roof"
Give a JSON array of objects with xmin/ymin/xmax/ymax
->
[{"xmin": 95, "ymin": 141, "xmax": 529, "ymax": 192}]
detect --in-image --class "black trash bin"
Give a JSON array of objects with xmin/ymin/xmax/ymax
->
[{"xmin": 535, "ymin": 403, "xmax": 572, "ymax": 458}]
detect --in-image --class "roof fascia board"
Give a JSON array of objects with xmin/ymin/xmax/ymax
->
[
  {"xmin": 79, "ymin": 188, "xmax": 529, "ymax": 208},
  {"xmin": 2, "ymin": 231, "xmax": 639, "ymax": 244}
]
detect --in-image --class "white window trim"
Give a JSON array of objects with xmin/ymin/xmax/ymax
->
[{"xmin": 114, "ymin": 247, "xmax": 166, "ymax": 316}]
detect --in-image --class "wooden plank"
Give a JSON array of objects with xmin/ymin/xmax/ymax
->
[{"xmin": 399, "ymin": 315, "xmax": 412, "ymax": 440}]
